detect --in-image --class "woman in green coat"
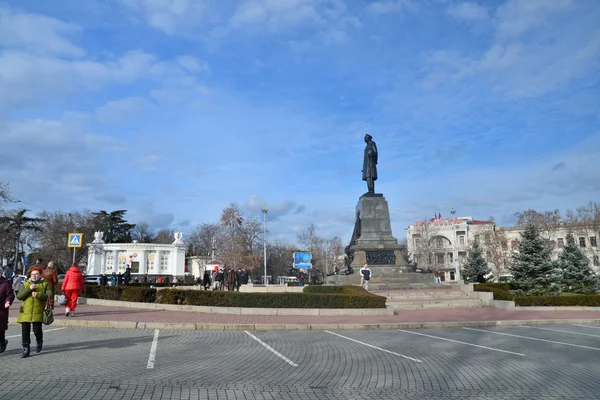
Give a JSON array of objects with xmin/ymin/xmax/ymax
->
[{"xmin": 16, "ymin": 267, "xmax": 52, "ymax": 358}]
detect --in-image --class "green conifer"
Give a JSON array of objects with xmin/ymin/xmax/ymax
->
[
  {"xmin": 558, "ymin": 233, "xmax": 598, "ymax": 294},
  {"xmin": 509, "ymin": 224, "xmax": 560, "ymax": 296},
  {"xmin": 462, "ymin": 239, "xmax": 491, "ymax": 283}
]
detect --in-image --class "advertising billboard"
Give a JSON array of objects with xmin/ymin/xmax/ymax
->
[{"xmin": 293, "ymin": 252, "xmax": 312, "ymax": 269}]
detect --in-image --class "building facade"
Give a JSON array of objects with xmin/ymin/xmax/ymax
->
[
  {"xmin": 406, "ymin": 216, "xmax": 600, "ymax": 282},
  {"xmin": 86, "ymin": 231, "xmax": 186, "ymax": 278}
]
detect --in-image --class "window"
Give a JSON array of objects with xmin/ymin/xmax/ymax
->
[
  {"xmin": 458, "ymin": 252, "xmax": 467, "ymax": 263},
  {"xmin": 414, "ymin": 237, "xmax": 421, "ymax": 247},
  {"xmin": 501, "ymin": 241, "xmax": 507, "ymax": 250},
  {"xmin": 593, "ymin": 256, "xmax": 599, "ymax": 267},
  {"xmin": 118, "ymin": 252, "xmax": 127, "ymax": 270},
  {"xmin": 147, "ymin": 253, "xmax": 155, "ymax": 271},
  {"xmin": 436, "ymin": 238, "xmax": 443, "ymax": 248},
  {"xmin": 160, "ymin": 253, "xmax": 169, "ymax": 271},
  {"xmin": 474, "ymin": 235, "xmax": 480, "ymax": 243},
  {"xmin": 557, "ymin": 238, "xmax": 564, "ymax": 248},
  {"xmin": 459, "ymin": 235, "xmax": 465, "ymax": 245},
  {"xmin": 436, "ymin": 254, "xmax": 444, "ymax": 264},
  {"xmin": 448, "ymin": 253, "xmax": 453, "ymax": 263},
  {"xmin": 105, "ymin": 252, "xmax": 113, "ymax": 271},
  {"xmin": 579, "ymin": 237, "xmax": 586, "ymax": 248},
  {"xmin": 591, "ymin": 236, "xmax": 597, "ymax": 247},
  {"xmin": 511, "ymin": 240, "xmax": 518, "ymax": 250},
  {"xmin": 484, "ymin": 233, "xmax": 491, "ymax": 243}
]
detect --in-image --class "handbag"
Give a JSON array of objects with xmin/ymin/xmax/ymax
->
[
  {"xmin": 43, "ymin": 297, "xmax": 54, "ymax": 325},
  {"xmin": 58, "ymin": 291, "xmax": 67, "ymax": 306}
]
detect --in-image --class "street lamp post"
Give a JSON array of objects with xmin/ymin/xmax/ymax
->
[{"xmin": 262, "ymin": 207, "xmax": 268, "ymax": 285}]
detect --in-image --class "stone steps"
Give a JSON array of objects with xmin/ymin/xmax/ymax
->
[
  {"xmin": 387, "ymin": 298, "xmax": 484, "ymax": 310},
  {"xmin": 383, "ymin": 291, "xmax": 466, "ymax": 300}
]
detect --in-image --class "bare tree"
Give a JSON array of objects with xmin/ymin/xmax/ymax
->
[
  {"xmin": 153, "ymin": 229, "xmax": 174, "ymax": 244},
  {"xmin": 131, "ymin": 222, "xmax": 155, "ymax": 243},
  {"xmin": 0, "ymin": 182, "xmax": 12, "ymax": 210},
  {"xmin": 481, "ymin": 226, "xmax": 510, "ymax": 278},
  {"xmin": 219, "ymin": 203, "xmax": 245, "ymax": 268},
  {"xmin": 187, "ymin": 223, "xmax": 223, "ymax": 257},
  {"xmin": 408, "ymin": 220, "xmax": 438, "ymax": 272},
  {"xmin": 514, "ymin": 209, "xmax": 562, "ymax": 239},
  {"xmin": 267, "ymin": 239, "xmax": 296, "ymax": 278}
]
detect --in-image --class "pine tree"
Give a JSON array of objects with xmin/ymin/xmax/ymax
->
[
  {"xmin": 462, "ymin": 240, "xmax": 491, "ymax": 283},
  {"xmin": 510, "ymin": 224, "xmax": 560, "ymax": 296},
  {"xmin": 558, "ymin": 233, "xmax": 598, "ymax": 294}
]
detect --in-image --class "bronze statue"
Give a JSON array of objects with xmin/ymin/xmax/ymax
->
[{"xmin": 362, "ymin": 134, "xmax": 378, "ymax": 193}]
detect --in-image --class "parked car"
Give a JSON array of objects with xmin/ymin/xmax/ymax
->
[
  {"xmin": 84, "ymin": 275, "xmax": 101, "ymax": 286},
  {"xmin": 58, "ymin": 274, "xmax": 66, "ymax": 281}
]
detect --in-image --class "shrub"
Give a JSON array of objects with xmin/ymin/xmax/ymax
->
[
  {"xmin": 120, "ymin": 287, "xmax": 157, "ymax": 303},
  {"xmin": 515, "ymin": 295, "xmax": 600, "ymax": 307}
]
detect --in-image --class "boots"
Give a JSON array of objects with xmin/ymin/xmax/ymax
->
[
  {"xmin": 0, "ymin": 340, "xmax": 7, "ymax": 353},
  {"xmin": 21, "ymin": 344, "xmax": 30, "ymax": 358},
  {"xmin": 36, "ymin": 341, "xmax": 43, "ymax": 353}
]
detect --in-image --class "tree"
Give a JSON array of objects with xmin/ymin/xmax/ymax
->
[
  {"xmin": 187, "ymin": 223, "xmax": 222, "ymax": 257},
  {"xmin": 131, "ymin": 222, "xmax": 155, "ymax": 243},
  {"xmin": 408, "ymin": 219, "xmax": 438, "ymax": 272},
  {"xmin": 510, "ymin": 224, "xmax": 560, "ymax": 296},
  {"xmin": 481, "ymin": 226, "xmax": 510, "ymax": 279},
  {"xmin": 153, "ymin": 229, "xmax": 174, "ymax": 244},
  {"xmin": 558, "ymin": 234, "xmax": 598, "ymax": 294},
  {"xmin": 514, "ymin": 209, "xmax": 562, "ymax": 239},
  {"xmin": 0, "ymin": 182, "xmax": 12, "ymax": 210},
  {"xmin": 91, "ymin": 210, "xmax": 135, "ymax": 243},
  {"xmin": 219, "ymin": 203, "xmax": 245, "ymax": 268},
  {"xmin": 0, "ymin": 209, "xmax": 45, "ymax": 274},
  {"xmin": 462, "ymin": 239, "xmax": 491, "ymax": 283}
]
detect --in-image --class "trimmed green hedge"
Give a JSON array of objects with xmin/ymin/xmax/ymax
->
[
  {"xmin": 474, "ymin": 283, "xmax": 600, "ymax": 306},
  {"xmin": 156, "ymin": 288, "xmax": 386, "ymax": 309},
  {"xmin": 84, "ymin": 285, "xmax": 156, "ymax": 303},
  {"xmin": 303, "ymin": 285, "xmax": 370, "ymax": 295}
]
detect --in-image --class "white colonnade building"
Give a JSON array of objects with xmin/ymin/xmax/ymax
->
[{"xmin": 86, "ymin": 231, "xmax": 186, "ymax": 277}]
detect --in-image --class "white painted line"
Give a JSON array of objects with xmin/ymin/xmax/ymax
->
[
  {"xmin": 521, "ymin": 325, "xmax": 600, "ymax": 338},
  {"xmin": 244, "ymin": 331, "xmax": 298, "ymax": 367},
  {"xmin": 326, "ymin": 330, "xmax": 422, "ymax": 362},
  {"xmin": 398, "ymin": 329, "xmax": 525, "ymax": 356},
  {"xmin": 146, "ymin": 329, "xmax": 160, "ymax": 369},
  {"xmin": 6, "ymin": 327, "xmax": 67, "ymax": 339},
  {"xmin": 572, "ymin": 324, "xmax": 600, "ymax": 330},
  {"xmin": 463, "ymin": 327, "xmax": 600, "ymax": 351}
]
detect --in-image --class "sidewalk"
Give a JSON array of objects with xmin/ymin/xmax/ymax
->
[{"xmin": 8, "ymin": 300, "xmax": 600, "ymax": 330}]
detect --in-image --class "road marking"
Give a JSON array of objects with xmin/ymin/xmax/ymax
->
[
  {"xmin": 520, "ymin": 325, "xmax": 600, "ymax": 338},
  {"xmin": 398, "ymin": 329, "xmax": 525, "ymax": 356},
  {"xmin": 146, "ymin": 329, "xmax": 159, "ymax": 369},
  {"xmin": 463, "ymin": 327, "xmax": 600, "ymax": 351},
  {"xmin": 325, "ymin": 330, "xmax": 422, "ymax": 362},
  {"xmin": 244, "ymin": 331, "xmax": 298, "ymax": 367},
  {"xmin": 6, "ymin": 327, "xmax": 67, "ymax": 339},
  {"xmin": 572, "ymin": 324, "xmax": 600, "ymax": 330}
]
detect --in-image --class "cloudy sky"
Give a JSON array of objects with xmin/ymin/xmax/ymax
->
[{"xmin": 1, "ymin": 0, "xmax": 599, "ymax": 245}]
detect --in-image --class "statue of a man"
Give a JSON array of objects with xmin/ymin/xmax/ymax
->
[{"xmin": 362, "ymin": 134, "xmax": 378, "ymax": 193}]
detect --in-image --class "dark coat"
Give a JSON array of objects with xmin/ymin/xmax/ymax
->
[
  {"xmin": 362, "ymin": 139, "xmax": 378, "ymax": 181},
  {"xmin": 42, "ymin": 267, "xmax": 58, "ymax": 294},
  {"xmin": 0, "ymin": 277, "xmax": 15, "ymax": 331}
]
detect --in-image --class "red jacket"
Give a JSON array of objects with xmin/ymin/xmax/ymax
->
[{"xmin": 62, "ymin": 266, "xmax": 85, "ymax": 292}]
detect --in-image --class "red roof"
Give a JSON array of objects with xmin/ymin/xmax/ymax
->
[{"xmin": 471, "ymin": 220, "xmax": 494, "ymax": 225}]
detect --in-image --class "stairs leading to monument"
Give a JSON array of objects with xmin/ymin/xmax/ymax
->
[{"xmin": 372, "ymin": 286, "xmax": 486, "ymax": 313}]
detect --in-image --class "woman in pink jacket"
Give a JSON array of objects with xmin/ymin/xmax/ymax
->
[{"xmin": 61, "ymin": 264, "xmax": 85, "ymax": 317}]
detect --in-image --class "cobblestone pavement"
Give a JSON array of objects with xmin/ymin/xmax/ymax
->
[{"xmin": 1, "ymin": 323, "xmax": 599, "ymax": 399}]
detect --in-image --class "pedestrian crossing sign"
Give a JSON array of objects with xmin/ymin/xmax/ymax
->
[{"xmin": 68, "ymin": 233, "xmax": 83, "ymax": 248}]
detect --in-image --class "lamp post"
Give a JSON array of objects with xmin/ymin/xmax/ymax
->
[{"xmin": 262, "ymin": 206, "xmax": 268, "ymax": 285}]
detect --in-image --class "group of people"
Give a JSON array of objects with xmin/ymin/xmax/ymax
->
[
  {"xmin": 201, "ymin": 267, "xmax": 250, "ymax": 291},
  {"xmin": 0, "ymin": 259, "xmax": 86, "ymax": 358}
]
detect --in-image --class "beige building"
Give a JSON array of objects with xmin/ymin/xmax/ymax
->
[{"xmin": 405, "ymin": 216, "xmax": 600, "ymax": 282}]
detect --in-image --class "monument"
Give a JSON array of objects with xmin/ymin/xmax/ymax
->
[{"xmin": 330, "ymin": 134, "xmax": 432, "ymax": 288}]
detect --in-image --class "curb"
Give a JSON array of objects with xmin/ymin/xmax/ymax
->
[{"xmin": 8, "ymin": 317, "xmax": 600, "ymax": 331}]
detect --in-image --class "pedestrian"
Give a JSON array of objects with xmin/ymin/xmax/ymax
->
[
  {"xmin": 42, "ymin": 261, "xmax": 59, "ymax": 308},
  {"xmin": 2, "ymin": 264, "xmax": 15, "ymax": 281},
  {"xmin": 203, "ymin": 270, "xmax": 211, "ymax": 290},
  {"xmin": 141, "ymin": 274, "xmax": 148, "ymax": 283},
  {"xmin": 0, "ymin": 266, "xmax": 15, "ymax": 354},
  {"xmin": 16, "ymin": 267, "xmax": 52, "ymax": 357},
  {"xmin": 124, "ymin": 266, "xmax": 132, "ymax": 285},
  {"xmin": 227, "ymin": 268, "xmax": 237, "ymax": 291},
  {"xmin": 360, "ymin": 263, "xmax": 372, "ymax": 291},
  {"xmin": 310, "ymin": 267, "xmax": 318, "ymax": 284},
  {"xmin": 216, "ymin": 269, "xmax": 224, "ymax": 291},
  {"xmin": 110, "ymin": 272, "xmax": 117, "ymax": 286},
  {"xmin": 298, "ymin": 270, "xmax": 305, "ymax": 287},
  {"xmin": 26, "ymin": 258, "xmax": 46, "ymax": 276},
  {"xmin": 434, "ymin": 270, "xmax": 442, "ymax": 284},
  {"xmin": 61, "ymin": 263, "xmax": 85, "ymax": 317}
]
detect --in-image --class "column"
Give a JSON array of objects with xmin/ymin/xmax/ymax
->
[
  {"xmin": 155, "ymin": 250, "xmax": 161, "ymax": 276},
  {"xmin": 138, "ymin": 250, "xmax": 147, "ymax": 275}
]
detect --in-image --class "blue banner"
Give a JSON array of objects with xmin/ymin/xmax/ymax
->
[{"xmin": 293, "ymin": 252, "xmax": 312, "ymax": 269}]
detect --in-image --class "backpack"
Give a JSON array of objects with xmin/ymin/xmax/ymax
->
[
  {"xmin": 12, "ymin": 276, "xmax": 23, "ymax": 292},
  {"xmin": 362, "ymin": 269, "xmax": 371, "ymax": 280}
]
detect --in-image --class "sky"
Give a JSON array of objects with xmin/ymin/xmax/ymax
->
[{"xmin": 1, "ymin": 0, "xmax": 599, "ymax": 246}]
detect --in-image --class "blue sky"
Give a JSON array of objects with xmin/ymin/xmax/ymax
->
[{"xmin": 1, "ymin": 0, "xmax": 599, "ymax": 245}]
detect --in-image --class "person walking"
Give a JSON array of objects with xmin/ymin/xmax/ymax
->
[
  {"xmin": 42, "ymin": 261, "xmax": 59, "ymax": 309},
  {"xmin": 360, "ymin": 263, "xmax": 372, "ymax": 291},
  {"xmin": 0, "ymin": 267, "xmax": 15, "ymax": 354},
  {"xmin": 298, "ymin": 270, "xmax": 305, "ymax": 287},
  {"xmin": 434, "ymin": 270, "xmax": 442, "ymax": 284},
  {"xmin": 16, "ymin": 267, "xmax": 52, "ymax": 357},
  {"xmin": 202, "ymin": 270, "xmax": 211, "ymax": 290},
  {"xmin": 2, "ymin": 264, "xmax": 15, "ymax": 281},
  {"xmin": 61, "ymin": 264, "xmax": 85, "ymax": 317}
]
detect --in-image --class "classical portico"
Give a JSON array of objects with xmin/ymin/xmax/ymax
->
[{"xmin": 86, "ymin": 231, "xmax": 186, "ymax": 277}]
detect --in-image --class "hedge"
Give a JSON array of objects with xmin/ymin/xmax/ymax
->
[
  {"xmin": 84, "ymin": 285, "xmax": 156, "ymax": 303},
  {"xmin": 155, "ymin": 289, "xmax": 386, "ymax": 308},
  {"xmin": 474, "ymin": 283, "xmax": 600, "ymax": 306}
]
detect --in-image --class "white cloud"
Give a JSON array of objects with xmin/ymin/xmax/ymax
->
[
  {"xmin": 95, "ymin": 97, "xmax": 151, "ymax": 123},
  {"xmin": 366, "ymin": 0, "xmax": 416, "ymax": 15},
  {"xmin": 0, "ymin": 7, "xmax": 84, "ymax": 57},
  {"xmin": 446, "ymin": 2, "xmax": 488, "ymax": 21},
  {"xmin": 494, "ymin": 0, "xmax": 574, "ymax": 39},
  {"xmin": 121, "ymin": 0, "xmax": 208, "ymax": 35},
  {"xmin": 231, "ymin": 0, "xmax": 322, "ymax": 29}
]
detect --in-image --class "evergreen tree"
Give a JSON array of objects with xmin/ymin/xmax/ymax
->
[
  {"xmin": 510, "ymin": 224, "xmax": 560, "ymax": 296},
  {"xmin": 462, "ymin": 239, "xmax": 491, "ymax": 283},
  {"xmin": 558, "ymin": 233, "xmax": 598, "ymax": 294}
]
